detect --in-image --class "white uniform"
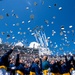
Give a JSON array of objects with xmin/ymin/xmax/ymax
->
[
  {"xmin": 71, "ymin": 70, "xmax": 75, "ymax": 75},
  {"xmin": 0, "ymin": 69, "xmax": 7, "ymax": 75},
  {"xmin": 15, "ymin": 73, "xmax": 20, "ymax": 75}
]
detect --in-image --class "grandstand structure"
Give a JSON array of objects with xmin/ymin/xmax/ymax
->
[{"xmin": 0, "ymin": 43, "xmax": 39, "ymax": 58}]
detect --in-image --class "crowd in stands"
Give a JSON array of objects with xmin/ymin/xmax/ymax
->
[{"xmin": 0, "ymin": 47, "xmax": 75, "ymax": 75}]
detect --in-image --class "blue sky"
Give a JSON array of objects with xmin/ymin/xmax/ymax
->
[{"xmin": 0, "ymin": 0, "xmax": 75, "ymax": 55}]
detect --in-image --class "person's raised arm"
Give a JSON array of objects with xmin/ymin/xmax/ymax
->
[
  {"xmin": 1, "ymin": 47, "xmax": 14, "ymax": 60},
  {"xmin": 15, "ymin": 52, "xmax": 20, "ymax": 66}
]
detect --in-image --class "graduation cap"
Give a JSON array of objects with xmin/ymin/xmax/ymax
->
[
  {"xmin": 48, "ymin": 5, "xmax": 51, "ymax": 8},
  {"xmin": 42, "ymin": 1, "xmax": 44, "ymax": 5},
  {"xmin": 0, "ymin": 15, "xmax": 3, "ymax": 19},
  {"xmin": 44, "ymin": 19, "xmax": 49, "ymax": 24},
  {"xmin": 69, "ymin": 25, "xmax": 73, "ymax": 28},
  {"xmin": 7, "ymin": 34, "xmax": 10, "ymax": 37},
  {"xmin": 22, "ymin": 21, "xmax": 25, "ymax": 24},
  {"xmin": 61, "ymin": 26, "xmax": 65, "ymax": 30},
  {"xmin": 26, "ymin": 7, "xmax": 29, "ymax": 10},
  {"xmin": 30, "ymin": 14, "xmax": 34, "ymax": 20},
  {"xmin": 15, "ymin": 15, "xmax": 19, "ymax": 18},
  {"xmin": 1, "ymin": 32, "xmax": 5, "ymax": 35},
  {"xmin": 59, "ymin": 7, "xmax": 62, "ymax": 10},
  {"xmin": 54, "ymin": 4, "xmax": 57, "ymax": 6},
  {"xmin": 6, "ymin": 13, "xmax": 9, "ymax": 17},
  {"xmin": 34, "ymin": 2, "xmax": 37, "ymax": 6}
]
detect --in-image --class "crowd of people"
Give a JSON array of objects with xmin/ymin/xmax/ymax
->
[{"xmin": 0, "ymin": 47, "xmax": 75, "ymax": 75}]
